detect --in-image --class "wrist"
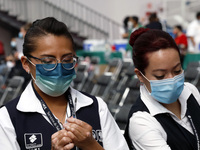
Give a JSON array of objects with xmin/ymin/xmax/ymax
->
[{"xmin": 81, "ymin": 139, "xmax": 104, "ymax": 150}]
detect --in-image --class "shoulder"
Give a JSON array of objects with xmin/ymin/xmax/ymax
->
[
  {"xmin": 129, "ymin": 111, "xmax": 166, "ymax": 142},
  {"xmin": 3, "ymin": 97, "xmax": 21, "ymax": 117},
  {"xmin": 0, "ymin": 106, "xmax": 9, "ymax": 118},
  {"xmin": 78, "ymin": 90, "xmax": 108, "ymax": 110},
  {"xmin": 4, "ymin": 96, "xmax": 20, "ymax": 108},
  {"xmin": 0, "ymin": 105, "xmax": 15, "ymax": 131},
  {"xmin": 0, "ymin": 106, "xmax": 18, "ymax": 149},
  {"xmin": 180, "ymin": 34, "xmax": 187, "ymax": 38},
  {"xmin": 189, "ymin": 20, "xmax": 198, "ymax": 27},
  {"xmin": 184, "ymin": 82, "xmax": 200, "ymax": 104},
  {"xmin": 129, "ymin": 111, "xmax": 162, "ymax": 130},
  {"xmin": 184, "ymin": 82, "xmax": 199, "ymax": 95}
]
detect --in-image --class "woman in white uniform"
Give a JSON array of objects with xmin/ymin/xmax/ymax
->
[
  {"xmin": 0, "ymin": 17, "xmax": 129, "ymax": 150},
  {"xmin": 124, "ymin": 28, "xmax": 200, "ymax": 150}
]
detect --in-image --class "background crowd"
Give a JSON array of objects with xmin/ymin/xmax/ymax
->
[{"xmin": 0, "ymin": 1, "xmax": 200, "ymax": 149}]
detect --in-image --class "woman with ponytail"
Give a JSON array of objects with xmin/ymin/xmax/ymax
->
[{"xmin": 124, "ymin": 28, "xmax": 200, "ymax": 150}]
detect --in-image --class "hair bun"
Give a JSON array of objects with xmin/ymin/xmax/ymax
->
[{"xmin": 129, "ymin": 28, "xmax": 150, "ymax": 47}]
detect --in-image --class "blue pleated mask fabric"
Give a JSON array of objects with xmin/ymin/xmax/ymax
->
[
  {"xmin": 141, "ymin": 71, "xmax": 184, "ymax": 104},
  {"xmin": 33, "ymin": 63, "xmax": 76, "ymax": 97}
]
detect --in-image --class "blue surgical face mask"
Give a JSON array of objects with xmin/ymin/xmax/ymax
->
[
  {"xmin": 10, "ymin": 41, "xmax": 16, "ymax": 48},
  {"xmin": 18, "ymin": 32, "xmax": 23, "ymax": 38},
  {"xmin": 31, "ymin": 63, "xmax": 76, "ymax": 97},
  {"xmin": 141, "ymin": 71, "xmax": 184, "ymax": 104}
]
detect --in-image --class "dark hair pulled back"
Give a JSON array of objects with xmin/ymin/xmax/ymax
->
[
  {"xmin": 129, "ymin": 28, "xmax": 180, "ymax": 74},
  {"xmin": 23, "ymin": 17, "xmax": 74, "ymax": 56}
]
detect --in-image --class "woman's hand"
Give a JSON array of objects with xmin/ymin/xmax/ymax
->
[
  {"xmin": 64, "ymin": 117, "xmax": 104, "ymax": 150},
  {"xmin": 51, "ymin": 129, "xmax": 74, "ymax": 150}
]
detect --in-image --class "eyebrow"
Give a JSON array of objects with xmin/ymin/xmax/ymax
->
[
  {"xmin": 40, "ymin": 53, "xmax": 73, "ymax": 58},
  {"xmin": 152, "ymin": 63, "xmax": 182, "ymax": 73}
]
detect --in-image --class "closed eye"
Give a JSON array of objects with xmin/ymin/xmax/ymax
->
[
  {"xmin": 154, "ymin": 75, "xmax": 165, "ymax": 80},
  {"xmin": 174, "ymin": 70, "xmax": 182, "ymax": 75}
]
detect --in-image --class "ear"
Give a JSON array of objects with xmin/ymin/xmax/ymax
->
[
  {"xmin": 21, "ymin": 56, "xmax": 30, "ymax": 74},
  {"xmin": 135, "ymin": 68, "xmax": 152, "ymax": 92},
  {"xmin": 134, "ymin": 68, "xmax": 144, "ymax": 83}
]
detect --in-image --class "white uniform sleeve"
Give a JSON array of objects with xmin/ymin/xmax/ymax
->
[
  {"xmin": 96, "ymin": 97, "xmax": 129, "ymax": 150},
  {"xmin": 186, "ymin": 21, "xmax": 196, "ymax": 37},
  {"xmin": 0, "ymin": 106, "xmax": 20, "ymax": 150},
  {"xmin": 129, "ymin": 111, "xmax": 171, "ymax": 150}
]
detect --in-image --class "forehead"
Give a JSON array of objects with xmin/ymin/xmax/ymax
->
[
  {"xmin": 145, "ymin": 48, "xmax": 180, "ymax": 71},
  {"xmin": 33, "ymin": 34, "xmax": 74, "ymax": 56}
]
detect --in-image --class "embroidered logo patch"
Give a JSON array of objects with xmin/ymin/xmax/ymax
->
[
  {"xmin": 92, "ymin": 130, "xmax": 103, "ymax": 142},
  {"xmin": 24, "ymin": 133, "xmax": 43, "ymax": 149}
]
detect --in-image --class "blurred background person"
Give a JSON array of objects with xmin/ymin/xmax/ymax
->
[
  {"xmin": 6, "ymin": 23, "xmax": 32, "ymax": 90},
  {"xmin": 129, "ymin": 16, "xmax": 143, "ymax": 33},
  {"xmin": 125, "ymin": 28, "xmax": 200, "ymax": 150},
  {"xmin": 173, "ymin": 25, "xmax": 188, "ymax": 65},
  {"xmin": 0, "ymin": 40, "xmax": 5, "ymax": 59},
  {"xmin": 126, "ymin": 16, "xmax": 143, "ymax": 52},
  {"xmin": 121, "ymin": 16, "xmax": 130, "ymax": 39},
  {"xmin": 145, "ymin": 12, "xmax": 162, "ymax": 30},
  {"xmin": 186, "ymin": 11, "xmax": 200, "ymax": 53}
]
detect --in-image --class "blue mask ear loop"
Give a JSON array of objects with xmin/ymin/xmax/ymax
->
[
  {"xmin": 139, "ymin": 71, "xmax": 152, "ymax": 94},
  {"xmin": 26, "ymin": 56, "xmax": 37, "ymax": 82}
]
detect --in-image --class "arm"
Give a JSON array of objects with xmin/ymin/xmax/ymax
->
[
  {"xmin": 96, "ymin": 97, "xmax": 129, "ymax": 150},
  {"xmin": 0, "ymin": 107, "xmax": 21, "ymax": 150},
  {"xmin": 129, "ymin": 111, "xmax": 171, "ymax": 150},
  {"xmin": 188, "ymin": 37, "xmax": 196, "ymax": 47},
  {"xmin": 186, "ymin": 21, "xmax": 196, "ymax": 48}
]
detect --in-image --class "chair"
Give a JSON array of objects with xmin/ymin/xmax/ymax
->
[
  {"xmin": 118, "ymin": 59, "xmax": 133, "ymax": 81},
  {"xmin": 81, "ymin": 57, "xmax": 100, "ymax": 93},
  {"xmin": 76, "ymin": 63, "xmax": 89, "ymax": 72},
  {"xmin": 187, "ymin": 61, "xmax": 200, "ymax": 69},
  {"xmin": 90, "ymin": 56, "xmax": 100, "ymax": 65},
  {"xmin": 108, "ymin": 65, "xmax": 135, "ymax": 105},
  {"xmin": 114, "ymin": 104, "xmax": 132, "ymax": 130},
  {"xmin": 116, "ymin": 65, "xmax": 135, "ymax": 90},
  {"xmin": 184, "ymin": 67, "xmax": 200, "ymax": 85},
  {"xmin": 90, "ymin": 72, "xmax": 113, "ymax": 101},
  {"xmin": 72, "ymin": 71, "xmax": 88, "ymax": 91},
  {"xmin": 110, "ymin": 77, "xmax": 140, "ymax": 117},
  {"xmin": 0, "ymin": 66, "xmax": 11, "ymax": 85},
  {"xmin": 0, "ymin": 76, "xmax": 25, "ymax": 106},
  {"xmin": 104, "ymin": 58, "xmax": 122, "ymax": 81}
]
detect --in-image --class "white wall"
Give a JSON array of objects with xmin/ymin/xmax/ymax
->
[
  {"xmin": 75, "ymin": 0, "xmax": 199, "ymax": 29},
  {"xmin": 76, "ymin": 0, "xmax": 165, "ymax": 26}
]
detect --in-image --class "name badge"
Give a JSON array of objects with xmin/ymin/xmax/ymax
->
[{"xmin": 24, "ymin": 133, "xmax": 43, "ymax": 149}]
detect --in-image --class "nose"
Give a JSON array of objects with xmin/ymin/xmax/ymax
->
[
  {"xmin": 166, "ymin": 73, "xmax": 174, "ymax": 79},
  {"xmin": 57, "ymin": 59, "xmax": 62, "ymax": 63}
]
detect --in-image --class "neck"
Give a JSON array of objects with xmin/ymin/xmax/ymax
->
[
  {"xmin": 177, "ymin": 32, "xmax": 183, "ymax": 37},
  {"xmin": 162, "ymin": 100, "xmax": 181, "ymax": 119},
  {"xmin": 33, "ymin": 83, "xmax": 68, "ymax": 124},
  {"xmin": 134, "ymin": 24, "xmax": 138, "ymax": 28}
]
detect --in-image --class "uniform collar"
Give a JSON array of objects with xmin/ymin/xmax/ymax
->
[
  {"xmin": 17, "ymin": 82, "xmax": 44, "ymax": 114},
  {"xmin": 140, "ymin": 83, "xmax": 192, "ymax": 119},
  {"xmin": 70, "ymin": 87, "xmax": 93, "ymax": 112},
  {"xmin": 17, "ymin": 82, "xmax": 93, "ymax": 114}
]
